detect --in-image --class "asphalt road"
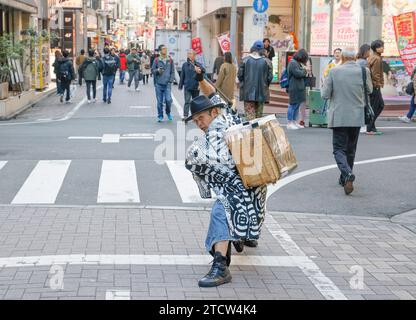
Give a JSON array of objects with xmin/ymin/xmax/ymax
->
[{"xmin": 0, "ymin": 80, "xmax": 415, "ymax": 217}]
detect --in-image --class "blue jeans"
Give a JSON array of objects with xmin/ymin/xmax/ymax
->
[
  {"xmin": 184, "ymin": 89, "xmax": 199, "ymax": 117},
  {"xmin": 205, "ymin": 200, "xmax": 238, "ymax": 253},
  {"xmin": 407, "ymin": 95, "xmax": 415, "ymax": 119},
  {"xmin": 103, "ymin": 74, "xmax": 115, "ymax": 101},
  {"xmin": 155, "ymin": 83, "xmax": 172, "ymax": 117},
  {"xmin": 287, "ymin": 103, "xmax": 301, "ymax": 121},
  {"xmin": 56, "ymin": 80, "xmax": 63, "ymax": 95},
  {"xmin": 119, "ymin": 70, "xmax": 126, "ymax": 83}
]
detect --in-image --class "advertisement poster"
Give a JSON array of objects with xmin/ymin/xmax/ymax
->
[
  {"xmin": 263, "ymin": 12, "xmax": 293, "ymax": 51},
  {"xmin": 331, "ymin": 0, "xmax": 360, "ymax": 51},
  {"xmin": 393, "ymin": 11, "xmax": 416, "ymax": 75},
  {"xmin": 217, "ymin": 33, "xmax": 231, "ymax": 54},
  {"xmin": 382, "ymin": 0, "xmax": 416, "ymax": 57},
  {"xmin": 310, "ymin": 0, "xmax": 331, "ymax": 55}
]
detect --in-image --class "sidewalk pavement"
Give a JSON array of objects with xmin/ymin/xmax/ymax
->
[{"xmin": 0, "ymin": 205, "xmax": 415, "ymax": 300}]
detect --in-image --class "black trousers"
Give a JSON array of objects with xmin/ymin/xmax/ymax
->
[
  {"xmin": 142, "ymin": 74, "xmax": 149, "ymax": 84},
  {"xmin": 78, "ymin": 68, "xmax": 83, "ymax": 86},
  {"xmin": 367, "ymin": 87, "xmax": 384, "ymax": 132},
  {"xmin": 85, "ymin": 80, "xmax": 96, "ymax": 100},
  {"xmin": 332, "ymin": 127, "xmax": 360, "ymax": 179},
  {"xmin": 61, "ymin": 80, "xmax": 71, "ymax": 101}
]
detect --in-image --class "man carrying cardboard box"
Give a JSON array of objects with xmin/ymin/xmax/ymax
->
[{"xmin": 184, "ymin": 66, "xmax": 267, "ymax": 288}]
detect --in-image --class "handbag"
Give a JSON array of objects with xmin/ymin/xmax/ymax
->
[
  {"xmin": 361, "ymin": 67, "xmax": 375, "ymax": 125},
  {"xmin": 405, "ymin": 81, "xmax": 414, "ymax": 96},
  {"xmin": 304, "ymin": 75, "xmax": 316, "ymax": 88}
]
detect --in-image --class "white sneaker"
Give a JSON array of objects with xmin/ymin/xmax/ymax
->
[
  {"xmin": 295, "ymin": 122, "xmax": 305, "ymax": 129},
  {"xmin": 135, "ymin": 88, "xmax": 140, "ymax": 92},
  {"xmin": 360, "ymin": 126, "xmax": 366, "ymax": 133},
  {"xmin": 87, "ymin": 100, "xmax": 91, "ymax": 104},
  {"xmin": 93, "ymin": 98, "xmax": 97, "ymax": 103},
  {"xmin": 398, "ymin": 115, "xmax": 411, "ymax": 123},
  {"xmin": 287, "ymin": 123, "xmax": 299, "ymax": 130}
]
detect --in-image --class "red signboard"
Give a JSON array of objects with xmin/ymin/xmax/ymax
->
[
  {"xmin": 217, "ymin": 33, "xmax": 231, "ymax": 54},
  {"xmin": 192, "ymin": 37, "xmax": 203, "ymax": 55},
  {"xmin": 393, "ymin": 11, "xmax": 416, "ymax": 75}
]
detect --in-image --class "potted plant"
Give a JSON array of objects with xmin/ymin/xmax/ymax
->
[{"xmin": 0, "ymin": 34, "xmax": 24, "ymax": 98}]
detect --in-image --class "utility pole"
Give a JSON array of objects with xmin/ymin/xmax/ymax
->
[
  {"xmin": 83, "ymin": 0, "xmax": 88, "ymax": 50},
  {"xmin": 230, "ymin": 0, "xmax": 237, "ymax": 59}
]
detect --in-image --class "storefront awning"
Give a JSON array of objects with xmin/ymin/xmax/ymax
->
[{"xmin": 0, "ymin": 0, "xmax": 38, "ymax": 14}]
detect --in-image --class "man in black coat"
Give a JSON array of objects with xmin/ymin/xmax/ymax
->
[
  {"xmin": 56, "ymin": 50, "xmax": 75, "ymax": 103},
  {"xmin": 238, "ymin": 40, "xmax": 273, "ymax": 120}
]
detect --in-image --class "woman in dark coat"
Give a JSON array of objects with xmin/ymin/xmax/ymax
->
[{"xmin": 286, "ymin": 49, "xmax": 308, "ymax": 130}]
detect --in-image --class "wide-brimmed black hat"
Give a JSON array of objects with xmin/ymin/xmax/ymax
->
[{"xmin": 185, "ymin": 95, "xmax": 223, "ymax": 123}]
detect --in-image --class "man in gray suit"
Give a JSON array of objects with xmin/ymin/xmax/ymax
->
[{"xmin": 322, "ymin": 48, "xmax": 373, "ymax": 195}]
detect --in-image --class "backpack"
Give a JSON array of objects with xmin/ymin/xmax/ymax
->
[
  {"xmin": 84, "ymin": 61, "xmax": 98, "ymax": 78},
  {"xmin": 103, "ymin": 55, "xmax": 117, "ymax": 74},
  {"xmin": 280, "ymin": 69, "xmax": 289, "ymax": 89},
  {"xmin": 58, "ymin": 61, "xmax": 71, "ymax": 81}
]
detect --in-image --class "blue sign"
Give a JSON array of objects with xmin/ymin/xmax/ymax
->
[{"xmin": 253, "ymin": 0, "xmax": 268, "ymax": 13}]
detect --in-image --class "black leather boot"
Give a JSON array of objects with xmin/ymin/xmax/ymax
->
[
  {"xmin": 244, "ymin": 239, "xmax": 258, "ymax": 248},
  {"xmin": 198, "ymin": 252, "xmax": 232, "ymax": 288},
  {"xmin": 232, "ymin": 240, "xmax": 244, "ymax": 253}
]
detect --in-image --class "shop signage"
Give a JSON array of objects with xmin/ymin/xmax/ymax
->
[
  {"xmin": 393, "ymin": 11, "xmax": 416, "ymax": 75},
  {"xmin": 217, "ymin": 33, "xmax": 231, "ymax": 54}
]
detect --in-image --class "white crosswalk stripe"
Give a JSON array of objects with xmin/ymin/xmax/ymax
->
[
  {"xmin": 0, "ymin": 159, "xmax": 214, "ymax": 205},
  {"xmin": 166, "ymin": 160, "xmax": 215, "ymax": 203},
  {"xmin": 0, "ymin": 161, "xmax": 7, "ymax": 171},
  {"xmin": 97, "ymin": 160, "xmax": 140, "ymax": 203},
  {"xmin": 11, "ymin": 160, "xmax": 71, "ymax": 204}
]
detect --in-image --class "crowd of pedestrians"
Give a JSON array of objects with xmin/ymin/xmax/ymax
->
[{"xmin": 52, "ymin": 46, "xmax": 154, "ymax": 105}]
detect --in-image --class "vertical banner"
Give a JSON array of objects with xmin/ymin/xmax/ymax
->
[
  {"xmin": 382, "ymin": 0, "xmax": 416, "ymax": 57},
  {"xmin": 217, "ymin": 33, "xmax": 231, "ymax": 54},
  {"xmin": 156, "ymin": 0, "xmax": 165, "ymax": 29},
  {"xmin": 310, "ymin": 0, "xmax": 331, "ymax": 55},
  {"xmin": 393, "ymin": 11, "xmax": 416, "ymax": 75},
  {"xmin": 192, "ymin": 37, "xmax": 205, "ymax": 66},
  {"xmin": 191, "ymin": 37, "xmax": 203, "ymax": 55},
  {"xmin": 331, "ymin": 0, "xmax": 360, "ymax": 51}
]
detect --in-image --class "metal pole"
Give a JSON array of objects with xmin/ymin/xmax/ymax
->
[
  {"xmin": 328, "ymin": 0, "xmax": 334, "ymax": 56},
  {"xmin": 83, "ymin": 0, "xmax": 88, "ymax": 50},
  {"xmin": 230, "ymin": 0, "xmax": 237, "ymax": 59}
]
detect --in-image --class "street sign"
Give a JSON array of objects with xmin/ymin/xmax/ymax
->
[
  {"xmin": 253, "ymin": 13, "xmax": 268, "ymax": 26},
  {"xmin": 253, "ymin": 0, "xmax": 268, "ymax": 14}
]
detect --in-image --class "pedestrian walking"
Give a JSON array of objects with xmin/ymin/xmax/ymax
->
[
  {"xmin": 110, "ymin": 48, "xmax": 120, "ymax": 89},
  {"xmin": 286, "ymin": 49, "xmax": 309, "ymax": 130},
  {"xmin": 126, "ymin": 47, "xmax": 141, "ymax": 91},
  {"xmin": 263, "ymin": 38, "xmax": 275, "ymax": 61},
  {"xmin": 212, "ymin": 54, "xmax": 224, "ymax": 81},
  {"xmin": 53, "ymin": 50, "xmax": 63, "ymax": 96},
  {"xmin": 178, "ymin": 49, "xmax": 200, "ymax": 121},
  {"xmin": 140, "ymin": 51, "xmax": 151, "ymax": 85},
  {"xmin": 75, "ymin": 49, "xmax": 86, "ymax": 86},
  {"xmin": 80, "ymin": 49, "xmax": 100, "ymax": 104},
  {"xmin": 151, "ymin": 44, "xmax": 175, "ymax": 122},
  {"xmin": 357, "ymin": 44, "xmax": 372, "ymax": 133},
  {"xmin": 399, "ymin": 66, "xmax": 416, "ymax": 123},
  {"xmin": 357, "ymin": 44, "xmax": 371, "ymax": 68},
  {"xmin": 216, "ymin": 51, "xmax": 236, "ymax": 103},
  {"xmin": 184, "ymin": 68, "xmax": 267, "ymax": 287},
  {"xmin": 321, "ymin": 48, "xmax": 373, "ymax": 195},
  {"xmin": 367, "ymin": 40, "xmax": 385, "ymax": 135},
  {"xmin": 118, "ymin": 49, "xmax": 127, "ymax": 84},
  {"xmin": 101, "ymin": 47, "xmax": 118, "ymax": 104},
  {"xmin": 323, "ymin": 48, "xmax": 343, "ymax": 80},
  {"xmin": 238, "ymin": 40, "xmax": 273, "ymax": 121},
  {"xmin": 56, "ymin": 50, "xmax": 75, "ymax": 104}
]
